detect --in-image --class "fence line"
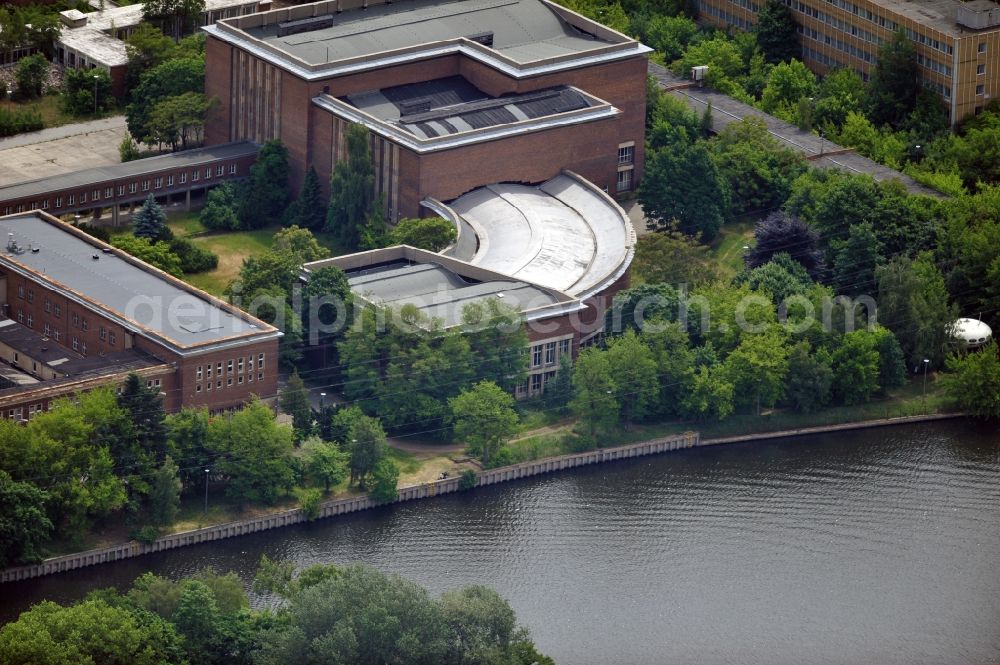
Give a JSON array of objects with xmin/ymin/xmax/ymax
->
[{"xmin": 0, "ymin": 431, "xmax": 700, "ymax": 583}]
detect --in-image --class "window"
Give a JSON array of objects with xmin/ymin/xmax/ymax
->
[
  {"xmin": 26, "ymin": 289, "xmax": 33, "ymax": 303},
  {"xmin": 227, "ymin": 359, "xmax": 234, "ymax": 373},
  {"xmin": 17, "ymin": 309, "xmax": 23, "ymax": 323},
  {"xmin": 216, "ymin": 165, "xmax": 224, "ymax": 176},
  {"xmin": 141, "ymin": 180, "xmax": 150, "ymax": 192},
  {"xmin": 977, "ymin": 84, "xmax": 985, "ymax": 95},
  {"xmin": 238, "ymin": 375, "xmax": 244, "ymax": 385},
  {"xmin": 217, "ymin": 380, "xmax": 222, "ymax": 389},
  {"xmin": 167, "ymin": 175, "xmax": 174, "ymax": 187},
  {"xmin": 17, "ymin": 285, "xmax": 23, "ymax": 299},
  {"xmin": 248, "ymin": 356, "xmax": 255, "ymax": 371},
  {"xmin": 41, "ymin": 199, "xmax": 49, "ymax": 210},
  {"xmin": 545, "ymin": 341, "xmax": 556, "ymax": 365},
  {"xmin": 100, "ymin": 326, "xmax": 107, "ymax": 340},
  {"xmin": 258, "ymin": 372, "xmax": 263, "ymax": 381},
  {"xmin": 154, "ymin": 177, "xmax": 163, "ymax": 189},
  {"xmin": 80, "ymin": 191, "xmax": 86, "ymax": 203},
  {"xmin": 196, "ymin": 365, "xmax": 203, "ymax": 381},
  {"xmin": 54, "ymin": 331, "xmax": 61, "ymax": 342},
  {"xmin": 55, "ymin": 197, "xmax": 62, "ymax": 208},
  {"xmin": 205, "ymin": 167, "xmax": 212, "ymax": 179},
  {"xmin": 238, "ymin": 358, "xmax": 244, "ymax": 373},
  {"xmin": 258, "ymin": 353, "xmax": 265, "ymax": 369},
  {"xmin": 92, "ymin": 189, "xmax": 100, "ymax": 201},
  {"xmin": 43, "ymin": 322, "xmax": 50, "ymax": 336},
  {"xmin": 979, "ymin": 42, "xmax": 987, "ymax": 54},
  {"xmin": 227, "ymin": 377, "xmax": 233, "ymax": 386},
  {"xmin": 129, "ymin": 182, "xmax": 137, "ymax": 194},
  {"xmin": 45, "ymin": 299, "xmax": 51, "ymax": 313},
  {"xmin": 531, "ymin": 345, "xmax": 543, "ymax": 367},
  {"xmin": 109, "ymin": 331, "xmax": 117, "ymax": 345},
  {"xmin": 26, "ymin": 314, "xmax": 32, "ymax": 328},
  {"xmin": 229, "ymin": 163, "xmax": 237, "ymax": 174},
  {"xmin": 207, "ymin": 381, "xmax": 212, "ymax": 391},
  {"xmin": 196, "ymin": 384, "xmax": 202, "ymax": 393},
  {"xmin": 978, "ymin": 64, "xmax": 986, "ymax": 75},
  {"xmin": 117, "ymin": 185, "xmax": 125, "ymax": 196},
  {"xmin": 72, "ymin": 336, "xmax": 79, "ymax": 351},
  {"xmin": 180, "ymin": 172, "xmax": 187, "ymax": 184},
  {"xmin": 530, "ymin": 374, "xmax": 542, "ymax": 393},
  {"xmin": 81, "ymin": 318, "xmax": 88, "ymax": 331},
  {"xmin": 559, "ymin": 338, "xmax": 571, "ymax": 356},
  {"xmin": 207, "ymin": 365, "xmax": 213, "ymax": 378},
  {"xmin": 54, "ymin": 304, "xmax": 60, "ymax": 318},
  {"xmin": 616, "ymin": 169, "xmax": 633, "ymax": 192},
  {"xmin": 192, "ymin": 170, "xmax": 200, "ymax": 182},
  {"xmin": 71, "ymin": 312, "xmax": 78, "ymax": 325},
  {"xmin": 216, "ymin": 362, "xmax": 222, "ymax": 375},
  {"xmin": 105, "ymin": 187, "xmax": 113, "ymax": 198},
  {"xmin": 68, "ymin": 194, "xmax": 75, "ymax": 205},
  {"xmin": 81, "ymin": 342, "xmax": 87, "ymax": 356},
  {"xmin": 618, "ymin": 144, "xmax": 634, "ymax": 165}
]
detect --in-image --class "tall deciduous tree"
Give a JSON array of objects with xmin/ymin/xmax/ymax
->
[
  {"xmin": 346, "ymin": 412, "xmax": 388, "ymax": 489},
  {"xmin": 570, "ymin": 348, "xmax": 619, "ymax": 436},
  {"xmin": 876, "ymin": 254, "xmax": 956, "ymax": 368},
  {"xmin": 369, "ymin": 458, "xmax": 400, "ymax": 503},
  {"xmin": 280, "ymin": 370, "xmax": 313, "ymax": 441},
  {"xmin": 142, "ymin": 0, "xmax": 206, "ymax": 39},
  {"xmin": 784, "ymin": 342, "xmax": 833, "ymax": 412},
  {"xmin": 388, "ymin": 217, "xmax": 457, "ymax": 251},
  {"xmin": 132, "ymin": 194, "xmax": 168, "ymax": 240},
  {"xmin": 865, "ymin": 28, "xmax": 920, "ymax": 129},
  {"xmin": 940, "ymin": 342, "xmax": 1000, "ymax": 418},
  {"xmin": 605, "ymin": 330, "xmax": 659, "ymax": 427},
  {"xmin": 14, "ymin": 53, "xmax": 47, "ymax": 99},
  {"xmin": 148, "ymin": 456, "xmax": 181, "ymax": 527},
  {"xmin": 126, "ymin": 57, "xmax": 204, "ymax": 143},
  {"xmin": 755, "ymin": 0, "xmax": 801, "ymax": 64},
  {"xmin": 301, "ymin": 437, "xmax": 349, "ymax": 493},
  {"xmin": 326, "ymin": 124, "xmax": 379, "ymax": 249},
  {"xmin": 640, "ymin": 142, "xmax": 729, "ymax": 240},
  {"xmin": 723, "ymin": 326, "xmax": 791, "ymax": 412},
  {"xmin": 450, "ymin": 381, "xmax": 519, "ymax": 466},
  {"xmin": 0, "ymin": 470, "xmax": 52, "ymax": 567},
  {"xmin": 632, "ymin": 227, "xmax": 718, "ymax": 286}
]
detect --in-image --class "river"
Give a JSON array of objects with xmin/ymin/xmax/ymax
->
[{"xmin": 1, "ymin": 420, "xmax": 999, "ymax": 664}]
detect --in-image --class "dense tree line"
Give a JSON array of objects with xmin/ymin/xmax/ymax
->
[{"xmin": 0, "ymin": 560, "xmax": 553, "ymax": 665}]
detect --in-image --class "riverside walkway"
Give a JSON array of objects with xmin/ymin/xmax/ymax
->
[{"xmin": 649, "ymin": 62, "xmax": 942, "ymax": 198}]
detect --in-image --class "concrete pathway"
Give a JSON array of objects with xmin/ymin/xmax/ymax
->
[
  {"xmin": 0, "ymin": 116, "xmax": 129, "ymax": 187},
  {"xmin": 648, "ymin": 63, "xmax": 942, "ymax": 198}
]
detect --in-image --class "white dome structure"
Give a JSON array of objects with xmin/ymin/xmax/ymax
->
[{"xmin": 951, "ymin": 318, "xmax": 993, "ymax": 348}]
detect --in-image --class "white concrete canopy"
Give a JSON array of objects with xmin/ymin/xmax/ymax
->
[{"xmin": 444, "ymin": 172, "xmax": 635, "ymax": 298}]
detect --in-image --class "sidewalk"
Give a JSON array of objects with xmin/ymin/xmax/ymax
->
[
  {"xmin": 0, "ymin": 115, "xmax": 126, "ymax": 150},
  {"xmin": 648, "ymin": 63, "xmax": 943, "ymax": 198}
]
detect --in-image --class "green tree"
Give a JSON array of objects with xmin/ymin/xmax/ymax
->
[
  {"xmin": 62, "ymin": 67, "xmax": 113, "ymax": 117},
  {"xmin": 643, "ymin": 14, "xmax": 699, "ymax": 61},
  {"xmin": 169, "ymin": 236, "xmax": 218, "ymax": 273},
  {"xmin": 272, "ymin": 225, "xmax": 329, "ymax": 264},
  {"xmin": 146, "ymin": 91, "xmax": 215, "ymax": 151},
  {"xmin": 207, "ymin": 399, "xmax": 296, "ymax": 505},
  {"xmin": 148, "ymin": 456, "xmax": 181, "ymax": 527},
  {"xmin": 0, "ymin": 470, "xmax": 52, "ymax": 567},
  {"xmin": 388, "ymin": 216, "xmax": 457, "ymax": 251},
  {"xmin": 171, "ymin": 580, "xmax": 224, "ymax": 663},
  {"xmin": 640, "ymin": 141, "xmax": 729, "ymax": 239},
  {"xmin": 570, "ymin": 347, "xmax": 618, "ymax": 436},
  {"xmin": 940, "ymin": 342, "xmax": 1000, "ymax": 418},
  {"xmin": 632, "ymin": 227, "xmax": 718, "ymax": 286},
  {"xmin": 284, "ymin": 166, "xmax": 327, "ymax": 231},
  {"xmin": 301, "ymin": 437, "xmax": 349, "ymax": 493},
  {"xmin": 755, "ymin": 0, "xmax": 800, "ymax": 63},
  {"xmin": 544, "ymin": 353, "xmax": 574, "ymax": 414},
  {"xmin": 346, "ymin": 412, "xmax": 388, "ymax": 489},
  {"xmin": 680, "ymin": 364, "xmax": 734, "ymax": 420},
  {"xmin": 873, "ymin": 326, "xmax": 908, "ymax": 393},
  {"xmin": 200, "ymin": 181, "xmax": 242, "ymax": 231},
  {"xmin": 111, "ymin": 236, "xmax": 184, "ymax": 277},
  {"xmin": 125, "ymin": 57, "xmax": 204, "ymax": 143},
  {"xmin": 15, "ymin": 53, "xmax": 47, "ymax": 99},
  {"xmin": 876, "ymin": 253, "xmax": 956, "ymax": 368},
  {"xmin": 119, "ymin": 135, "xmax": 142, "ymax": 163},
  {"xmin": 117, "ymin": 371, "xmax": 168, "ymax": 466},
  {"xmin": 326, "ymin": 123, "xmax": 378, "ymax": 249},
  {"xmin": 132, "ymin": 193, "xmax": 168, "ymax": 240},
  {"xmin": 369, "ymin": 458, "xmax": 400, "ymax": 503},
  {"xmin": 830, "ymin": 222, "xmax": 881, "ymax": 298},
  {"xmin": 723, "ymin": 327, "xmax": 791, "ymax": 412},
  {"xmin": 784, "ymin": 342, "xmax": 833, "ymax": 412},
  {"xmin": 0, "ymin": 599, "xmax": 184, "ymax": 665},
  {"xmin": 760, "ymin": 60, "xmax": 817, "ymax": 115},
  {"xmin": 280, "ymin": 370, "xmax": 313, "ymax": 441},
  {"xmin": 239, "ymin": 139, "xmax": 290, "ymax": 228},
  {"xmin": 450, "ymin": 381, "xmax": 519, "ymax": 466},
  {"xmin": 124, "ymin": 23, "xmax": 178, "ymax": 93},
  {"xmin": 166, "ymin": 407, "xmax": 210, "ymax": 491},
  {"xmin": 605, "ymin": 330, "xmax": 659, "ymax": 427},
  {"xmin": 738, "ymin": 252, "xmax": 814, "ymax": 305},
  {"xmin": 865, "ymin": 28, "xmax": 920, "ymax": 128},
  {"xmin": 831, "ymin": 329, "xmax": 882, "ymax": 404},
  {"xmin": 461, "ymin": 298, "xmax": 528, "ymax": 392}
]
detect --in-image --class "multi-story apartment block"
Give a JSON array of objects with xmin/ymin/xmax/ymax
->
[{"xmin": 697, "ymin": 0, "xmax": 1000, "ymax": 123}]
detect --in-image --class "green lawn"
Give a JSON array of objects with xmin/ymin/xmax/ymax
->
[
  {"xmin": 709, "ymin": 219, "xmax": 755, "ymax": 281},
  {"xmin": 0, "ymin": 94, "xmax": 118, "ymax": 130},
  {"xmin": 166, "ymin": 212, "xmax": 347, "ymax": 296}
]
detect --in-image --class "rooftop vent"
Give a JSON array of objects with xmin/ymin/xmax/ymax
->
[
  {"xmin": 399, "ymin": 98, "xmax": 433, "ymax": 115},
  {"xmin": 92, "ymin": 254, "xmax": 99, "ymax": 260},
  {"xmin": 465, "ymin": 31, "xmax": 494, "ymax": 47},
  {"xmin": 957, "ymin": 1, "xmax": 1000, "ymax": 29},
  {"xmin": 276, "ymin": 15, "xmax": 334, "ymax": 37}
]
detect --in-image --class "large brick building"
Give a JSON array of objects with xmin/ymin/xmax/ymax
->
[
  {"xmin": 0, "ymin": 212, "xmax": 280, "ymax": 420},
  {"xmin": 697, "ymin": 0, "xmax": 1000, "ymax": 124},
  {"xmin": 202, "ymin": 0, "xmax": 651, "ymax": 222}
]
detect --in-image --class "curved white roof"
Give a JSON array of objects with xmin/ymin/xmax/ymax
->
[
  {"xmin": 951, "ymin": 318, "xmax": 993, "ymax": 346},
  {"xmin": 445, "ymin": 173, "xmax": 635, "ymax": 298}
]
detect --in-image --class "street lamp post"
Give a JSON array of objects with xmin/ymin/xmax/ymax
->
[
  {"xmin": 319, "ymin": 392, "xmax": 326, "ymax": 409},
  {"xmin": 922, "ymin": 358, "xmax": 930, "ymax": 399},
  {"xmin": 819, "ymin": 130, "xmax": 826, "ymax": 157},
  {"xmin": 203, "ymin": 468, "xmax": 210, "ymax": 513},
  {"xmin": 92, "ymin": 75, "xmax": 99, "ymax": 115}
]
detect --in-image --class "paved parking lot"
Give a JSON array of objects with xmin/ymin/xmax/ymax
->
[{"xmin": 0, "ymin": 116, "xmax": 129, "ymax": 187}]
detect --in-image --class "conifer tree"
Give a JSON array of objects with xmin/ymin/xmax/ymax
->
[
  {"xmin": 132, "ymin": 194, "xmax": 167, "ymax": 240},
  {"xmin": 286, "ymin": 166, "xmax": 327, "ymax": 230},
  {"xmin": 326, "ymin": 124, "xmax": 377, "ymax": 250}
]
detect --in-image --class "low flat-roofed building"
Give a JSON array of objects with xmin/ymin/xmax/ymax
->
[
  {"xmin": 0, "ymin": 211, "xmax": 280, "ymax": 418},
  {"xmin": 303, "ymin": 170, "xmax": 634, "ymax": 398}
]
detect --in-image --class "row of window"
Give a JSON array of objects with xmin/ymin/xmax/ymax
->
[
  {"xmin": 5, "ymin": 376, "xmax": 164, "ymax": 421},
  {"xmin": 1, "ymin": 163, "xmax": 239, "ymax": 215},
  {"xmin": 194, "ymin": 354, "xmax": 267, "ymax": 394},
  {"xmin": 515, "ymin": 370, "xmax": 557, "ymax": 397},
  {"xmin": 798, "ymin": 24, "xmax": 877, "ymax": 64},
  {"xmin": 195, "ymin": 371, "xmax": 264, "ymax": 393},
  {"xmin": 916, "ymin": 53, "xmax": 953, "ymax": 78},
  {"xmin": 530, "ymin": 339, "xmax": 572, "ymax": 369},
  {"xmin": 789, "ymin": 1, "xmax": 881, "ymax": 47},
  {"xmin": 699, "ymin": 3, "xmax": 755, "ymax": 30}
]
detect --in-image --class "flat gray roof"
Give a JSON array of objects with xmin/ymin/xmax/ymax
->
[
  {"xmin": 247, "ymin": 0, "xmax": 613, "ymax": 65},
  {"xmin": 0, "ymin": 213, "xmax": 278, "ymax": 353},
  {"xmin": 347, "ymin": 261, "xmax": 560, "ymax": 327},
  {"xmin": 346, "ymin": 76, "xmax": 594, "ymax": 139},
  {"xmin": 442, "ymin": 173, "xmax": 635, "ymax": 298},
  {"xmin": 0, "ymin": 142, "xmax": 258, "ymax": 203}
]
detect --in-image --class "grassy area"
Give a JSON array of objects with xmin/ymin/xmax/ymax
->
[
  {"xmin": 709, "ymin": 219, "xmax": 755, "ymax": 280},
  {"xmin": 166, "ymin": 212, "xmax": 348, "ymax": 296},
  {"xmin": 0, "ymin": 95, "xmax": 117, "ymax": 130}
]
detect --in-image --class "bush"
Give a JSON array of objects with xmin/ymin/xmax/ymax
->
[
  {"xmin": 15, "ymin": 53, "xmax": 48, "ymax": 99},
  {"xmin": 119, "ymin": 135, "xmax": 142, "ymax": 162},
  {"xmin": 458, "ymin": 469, "xmax": 477, "ymax": 491},
  {"xmin": 131, "ymin": 525, "xmax": 160, "ymax": 544},
  {"xmin": 0, "ymin": 106, "xmax": 44, "ymax": 137},
  {"xmin": 486, "ymin": 447, "xmax": 514, "ymax": 469},
  {"xmin": 296, "ymin": 487, "xmax": 323, "ymax": 521},
  {"xmin": 62, "ymin": 68, "xmax": 113, "ymax": 116},
  {"xmin": 169, "ymin": 236, "xmax": 218, "ymax": 273}
]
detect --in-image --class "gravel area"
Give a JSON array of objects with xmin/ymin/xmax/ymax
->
[{"xmin": 0, "ymin": 62, "xmax": 66, "ymax": 97}]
